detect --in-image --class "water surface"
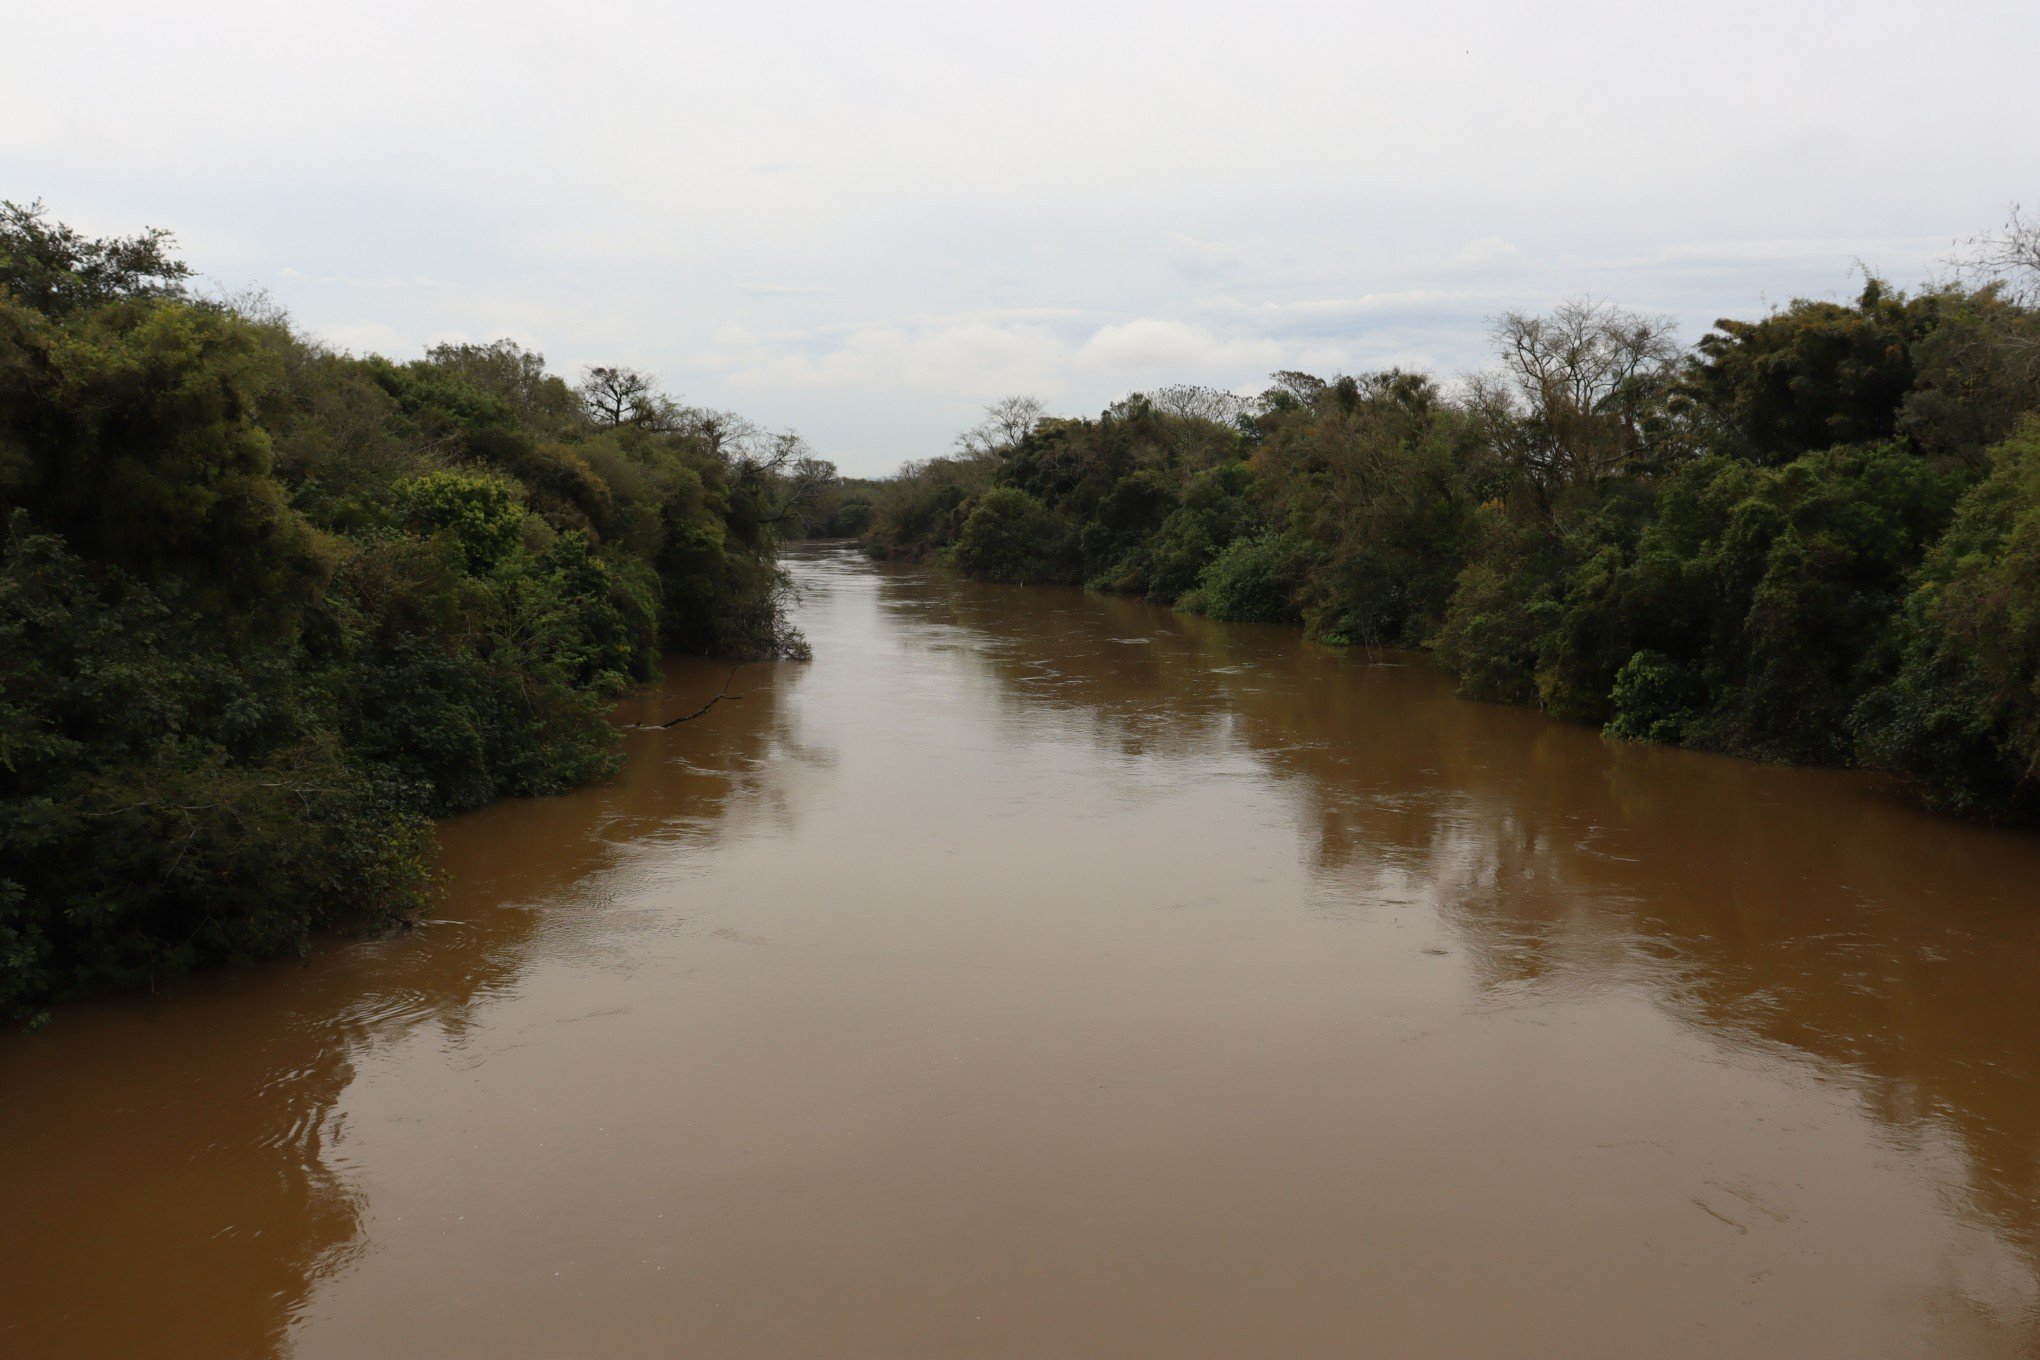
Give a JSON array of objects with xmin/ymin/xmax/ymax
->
[{"xmin": 5, "ymin": 542, "xmax": 2040, "ymax": 1357}]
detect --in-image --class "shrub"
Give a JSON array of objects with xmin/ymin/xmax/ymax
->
[
  {"xmin": 1604, "ymin": 650, "xmax": 1706, "ymax": 743},
  {"xmin": 1856, "ymin": 425, "xmax": 2040, "ymax": 821},
  {"xmin": 1196, "ymin": 534, "xmax": 1307, "ymax": 624},
  {"xmin": 951, "ymin": 487, "xmax": 1074, "ymax": 584}
]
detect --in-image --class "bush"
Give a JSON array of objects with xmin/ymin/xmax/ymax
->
[
  {"xmin": 951, "ymin": 487, "xmax": 1074, "ymax": 584},
  {"xmin": 1196, "ymin": 533, "xmax": 1307, "ymax": 624},
  {"xmin": 1857, "ymin": 425, "xmax": 2040, "ymax": 821},
  {"xmin": 1604, "ymin": 650, "xmax": 1706, "ymax": 743},
  {"xmin": 0, "ymin": 520, "xmax": 430, "ymax": 1019},
  {"xmin": 0, "ymin": 205, "xmax": 813, "ymax": 1020},
  {"xmin": 394, "ymin": 470, "xmax": 529, "ymax": 573}
]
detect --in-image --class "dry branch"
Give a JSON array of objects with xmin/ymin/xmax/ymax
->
[{"xmin": 629, "ymin": 664, "xmax": 746, "ymax": 729}]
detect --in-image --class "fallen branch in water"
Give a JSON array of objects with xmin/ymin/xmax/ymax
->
[
  {"xmin": 628, "ymin": 664, "xmax": 746, "ymax": 729},
  {"xmin": 1691, "ymin": 1198, "xmax": 1748, "ymax": 1234}
]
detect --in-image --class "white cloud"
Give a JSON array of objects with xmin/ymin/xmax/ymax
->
[
  {"xmin": 1076, "ymin": 319, "xmax": 1283, "ymax": 376},
  {"xmin": 717, "ymin": 319, "xmax": 1078, "ymax": 397},
  {"xmin": 1453, "ymin": 237, "xmax": 1522, "ymax": 270},
  {"xmin": 5, "ymin": 0, "xmax": 2027, "ymax": 475},
  {"xmin": 731, "ymin": 282, "xmax": 836, "ymax": 298},
  {"xmin": 309, "ymin": 319, "xmax": 417, "ymax": 356},
  {"xmin": 709, "ymin": 313, "xmax": 1296, "ymax": 398},
  {"xmin": 1163, "ymin": 233, "xmax": 1261, "ymax": 280}
]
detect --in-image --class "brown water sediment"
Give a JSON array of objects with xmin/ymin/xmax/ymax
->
[{"xmin": 4, "ymin": 542, "xmax": 2039, "ymax": 1357}]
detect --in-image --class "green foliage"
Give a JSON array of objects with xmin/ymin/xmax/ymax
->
[
  {"xmin": 0, "ymin": 199, "xmax": 192, "ymax": 317},
  {"xmin": 394, "ymin": 470, "xmax": 528, "ymax": 573},
  {"xmin": 0, "ymin": 517, "xmax": 430, "ymax": 1017},
  {"xmin": 0, "ymin": 290, "xmax": 326, "ymax": 622},
  {"xmin": 1680, "ymin": 280, "xmax": 1947, "ymax": 465},
  {"xmin": 1252, "ymin": 371, "xmax": 1490, "ymax": 644},
  {"xmin": 1429, "ymin": 498, "xmax": 1630, "ymax": 709},
  {"xmin": 1604, "ymin": 650, "xmax": 1706, "ymax": 743},
  {"xmin": 1898, "ymin": 288, "xmax": 2040, "ymax": 461},
  {"xmin": 1145, "ymin": 464, "xmax": 1258, "ymax": 605},
  {"xmin": 1858, "ymin": 425, "xmax": 2040, "ymax": 821},
  {"xmin": 951, "ymin": 487, "xmax": 1074, "ymax": 584},
  {"xmin": 1437, "ymin": 446, "xmax": 1963, "ymax": 758},
  {"xmin": 864, "ymin": 456, "xmax": 991, "ymax": 560},
  {"xmin": 0, "ymin": 206, "xmax": 815, "ymax": 1020},
  {"xmin": 1079, "ymin": 469, "xmax": 1176, "ymax": 590},
  {"xmin": 1193, "ymin": 533, "xmax": 1309, "ymax": 624},
  {"xmin": 868, "ymin": 270, "xmax": 2040, "ymax": 824}
]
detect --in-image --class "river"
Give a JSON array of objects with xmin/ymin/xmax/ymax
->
[{"xmin": 5, "ymin": 541, "xmax": 2040, "ymax": 1358}]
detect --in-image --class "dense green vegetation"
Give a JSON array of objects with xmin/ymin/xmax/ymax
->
[
  {"xmin": 867, "ymin": 244, "xmax": 2040, "ymax": 824},
  {"xmin": 0, "ymin": 204, "xmax": 811, "ymax": 1022}
]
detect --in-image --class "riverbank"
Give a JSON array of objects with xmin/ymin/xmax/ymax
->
[
  {"xmin": 1, "ymin": 204, "xmax": 809, "ymax": 1024},
  {"xmin": 857, "ymin": 288, "xmax": 2040, "ymax": 824}
]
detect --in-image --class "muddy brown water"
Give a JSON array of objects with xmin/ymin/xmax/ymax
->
[{"xmin": 6, "ymin": 541, "xmax": 2040, "ymax": 1358}]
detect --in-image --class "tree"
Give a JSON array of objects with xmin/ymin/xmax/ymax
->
[
  {"xmin": 954, "ymin": 395, "xmax": 1044, "ymax": 459},
  {"xmin": 1679, "ymin": 280, "xmax": 1942, "ymax": 465},
  {"xmin": 1472, "ymin": 297, "xmax": 1682, "ymax": 495},
  {"xmin": 425, "ymin": 340, "xmax": 583, "ymax": 430},
  {"xmin": 673, "ymin": 406, "xmax": 762, "ymax": 458},
  {"xmin": 725, "ymin": 429, "xmax": 839, "ymax": 528},
  {"xmin": 0, "ymin": 199, "xmax": 192, "ymax": 316},
  {"xmin": 393, "ymin": 470, "xmax": 529, "ymax": 573},
  {"xmin": 1857, "ymin": 424, "xmax": 2040, "ymax": 822},
  {"xmin": 1959, "ymin": 205, "xmax": 2040, "ymax": 305},
  {"xmin": 1267, "ymin": 370, "xmax": 1327, "ymax": 406},
  {"xmin": 1147, "ymin": 384, "xmax": 1246, "ymax": 425},
  {"xmin": 1899, "ymin": 286, "xmax": 2040, "ymax": 460},
  {"xmin": 0, "ymin": 288, "xmax": 324, "ymax": 621},
  {"xmin": 951, "ymin": 487, "xmax": 1072, "ymax": 583},
  {"xmin": 578, "ymin": 364, "xmax": 677, "ymax": 430}
]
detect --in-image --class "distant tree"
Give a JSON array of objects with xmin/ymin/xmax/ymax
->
[
  {"xmin": 1265, "ymin": 370, "xmax": 1327, "ymax": 409},
  {"xmin": 1471, "ymin": 297, "xmax": 1683, "ymax": 494},
  {"xmin": 0, "ymin": 199, "xmax": 192, "ymax": 316},
  {"xmin": 1678, "ymin": 280, "xmax": 1941, "ymax": 464},
  {"xmin": 426, "ymin": 340, "xmax": 583, "ymax": 430},
  {"xmin": 1857, "ymin": 424, "xmax": 2040, "ymax": 821},
  {"xmin": 673, "ymin": 406, "xmax": 762, "ymax": 458},
  {"xmin": 863, "ymin": 456, "xmax": 993, "ymax": 559},
  {"xmin": 578, "ymin": 364, "xmax": 678, "ymax": 430},
  {"xmin": 727, "ymin": 429, "xmax": 840, "ymax": 527},
  {"xmin": 1147, "ymin": 384, "xmax": 1247, "ymax": 425},
  {"xmin": 954, "ymin": 395, "xmax": 1044, "ymax": 459},
  {"xmin": 951, "ymin": 486, "xmax": 1072, "ymax": 583},
  {"xmin": 1959, "ymin": 205, "xmax": 2040, "ymax": 305}
]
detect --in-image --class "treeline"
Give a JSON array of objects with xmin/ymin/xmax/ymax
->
[
  {"xmin": 0, "ymin": 204, "xmax": 813, "ymax": 1023},
  {"xmin": 866, "ymin": 231, "xmax": 2040, "ymax": 825}
]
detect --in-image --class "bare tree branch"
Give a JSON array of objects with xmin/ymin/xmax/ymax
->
[{"xmin": 627, "ymin": 665, "xmax": 747, "ymax": 729}]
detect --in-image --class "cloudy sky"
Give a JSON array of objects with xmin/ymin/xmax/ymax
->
[{"xmin": 5, "ymin": 0, "xmax": 2034, "ymax": 474}]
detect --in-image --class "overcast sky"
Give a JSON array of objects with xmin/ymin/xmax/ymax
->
[{"xmin": 5, "ymin": 0, "xmax": 2035, "ymax": 475}]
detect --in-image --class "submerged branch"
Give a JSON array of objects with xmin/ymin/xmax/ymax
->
[{"xmin": 629, "ymin": 664, "xmax": 746, "ymax": 729}]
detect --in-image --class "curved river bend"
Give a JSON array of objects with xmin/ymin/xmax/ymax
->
[{"xmin": 6, "ymin": 543, "xmax": 2040, "ymax": 1358}]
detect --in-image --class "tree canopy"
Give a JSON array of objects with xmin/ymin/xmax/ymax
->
[
  {"xmin": 868, "ymin": 257, "xmax": 2040, "ymax": 825},
  {"xmin": 0, "ymin": 204, "xmax": 815, "ymax": 1023}
]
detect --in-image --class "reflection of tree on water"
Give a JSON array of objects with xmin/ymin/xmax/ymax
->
[
  {"xmin": 873, "ymin": 559, "xmax": 2040, "ymax": 1305},
  {"xmin": 0, "ymin": 656, "xmax": 801, "ymax": 1360}
]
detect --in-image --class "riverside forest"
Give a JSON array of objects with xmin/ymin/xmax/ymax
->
[
  {"xmin": 0, "ymin": 203, "xmax": 816, "ymax": 1024},
  {"xmin": 857, "ymin": 246, "xmax": 2040, "ymax": 825},
  {"xmin": 8, "ymin": 202, "xmax": 2040, "ymax": 1356},
  {"xmin": 6, "ymin": 202, "xmax": 2040, "ymax": 1013}
]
